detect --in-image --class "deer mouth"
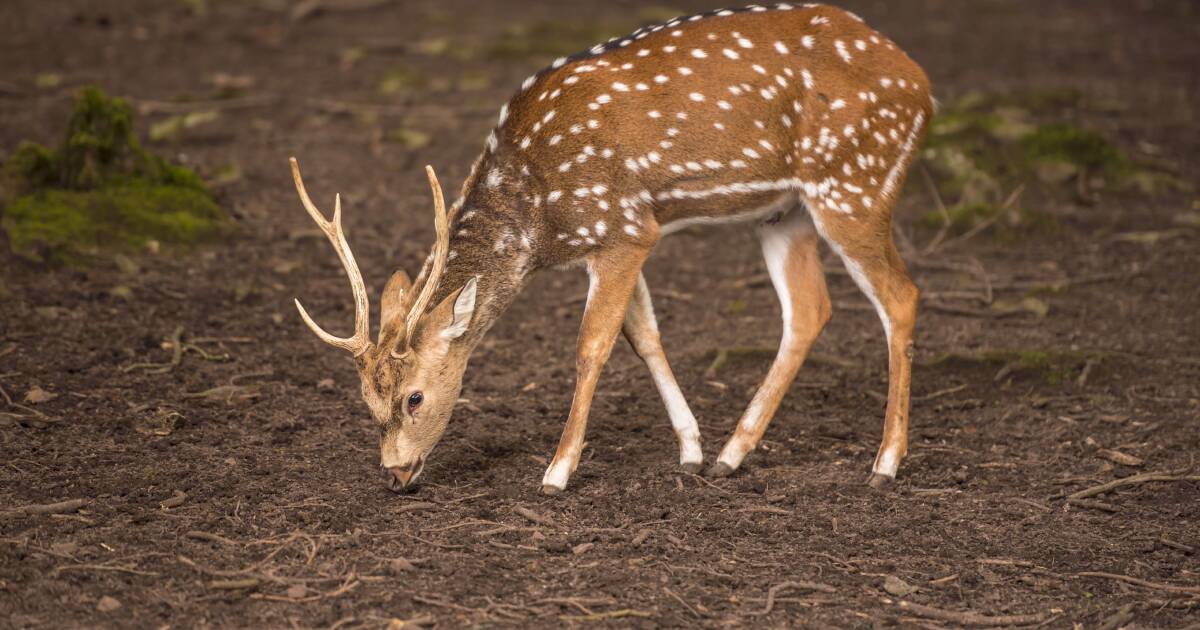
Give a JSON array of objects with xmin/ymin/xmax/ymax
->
[{"xmin": 381, "ymin": 457, "xmax": 426, "ymax": 493}]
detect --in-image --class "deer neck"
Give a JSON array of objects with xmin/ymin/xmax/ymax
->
[{"xmin": 425, "ymin": 170, "xmax": 538, "ymax": 353}]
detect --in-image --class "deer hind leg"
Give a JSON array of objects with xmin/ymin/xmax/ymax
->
[
  {"xmin": 809, "ymin": 203, "xmax": 919, "ymax": 489},
  {"xmin": 542, "ymin": 244, "xmax": 652, "ymax": 495},
  {"xmin": 710, "ymin": 204, "xmax": 832, "ymax": 477},
  {"xmin": 622, "ymin": 274, "xmax": 704, "ymax": 472}
]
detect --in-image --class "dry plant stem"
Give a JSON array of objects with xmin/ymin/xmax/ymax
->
[
  {"xmin": 939, "ymin": 184, "xmax": 1025, "ymax": 251},
  {"xmin": 123, "ymin": 325, "xmax": 185, "ymax": 374},
  {"xmin": 894, "ymin": 600, "xmax": 1050, "ymax": 626},
  {"xmin": 919, "ymin": 163, "xmax": 953, "ymax": 256}
]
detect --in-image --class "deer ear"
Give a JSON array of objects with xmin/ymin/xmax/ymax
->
[
  {"xmin": 379, "ymin": 269, "xmax": 413, "ymax": 341},
  {"xmin": 432, "ymin": 276, "xmax": 478, "ymax": 341}
]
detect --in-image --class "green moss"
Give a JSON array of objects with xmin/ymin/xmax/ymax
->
[
  {"xmin": 933, "ymin": 349, "xmax": 1108, "ymax": 386},
  {"xmin": 378, "ymin": 65, "xmax": 425, "ymax": 95},
  {"xmin": 1019, "ymin": 123, "xmax": 1131, "ymax": 177},
  {"xmin": 3, "ymin": 183, "xmax": 224, "ymax": 263},
  {"xmin": 0, "ymin": 87, "xmax": 227, "ymax": 263},
  {"xmin": 489, "ymin": 20, "xmax": 626, "ymax": 61},
  {"xmin": 920, "ymin": 202, "xmax": 999, "ymax": 232}
]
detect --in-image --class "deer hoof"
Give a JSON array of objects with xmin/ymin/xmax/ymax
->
[
  {"xmin": 867, "ymin": 473, "xmax": 894, "ymax": 490},
  {"xmin": 541, "ymin": 483, "xmax": 564, "ymax": 496},
  {"xmin": 705, "ymin": 462, "xmax": 735, "ymax": 478},
  {"xmin": 679, "ymin": 461, "xmax": 703, "ymax": 475}
]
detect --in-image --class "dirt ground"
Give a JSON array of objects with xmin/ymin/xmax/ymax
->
[{"xmin": 2, "ymin": 1, "xmax": 1199, "ymax": 628}]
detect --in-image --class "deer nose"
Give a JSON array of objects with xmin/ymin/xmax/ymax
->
[{"xmin": 380, "ymin": 464, "xmax": 420, "ymax": 493}]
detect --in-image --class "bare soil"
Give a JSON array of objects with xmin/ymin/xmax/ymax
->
[{"xmin": 2, "ymin": 1, "xmax": 1198, "ymax": 628}]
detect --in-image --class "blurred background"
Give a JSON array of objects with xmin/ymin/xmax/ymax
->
[{"xmin": 1, "ymin": 1, "xmax": 1197, "ymax": 627}]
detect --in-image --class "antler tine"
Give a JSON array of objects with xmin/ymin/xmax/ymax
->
[
  {"xmin": 290, "ymin": 157, "xmax": 372, "ymax": 356},
  {"xmin": 400, "ymin": 165, "xmax": 450, "ymax": 350}
]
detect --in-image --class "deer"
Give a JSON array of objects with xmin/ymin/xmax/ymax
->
[{"xmin": 292, "ymin": 3, "xmax": 934, "ymax": 495}]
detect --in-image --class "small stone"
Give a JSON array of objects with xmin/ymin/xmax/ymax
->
[
  {"xmin": 883, "ymin": 575, "xmax": 918, "ymax": 597},
  {"xmin": 51, "ymin": 542, "xmax": 78, "ymax": 555},
  {"xmin": 96, "ymin": 596, "xmax": 122, "ymax": 612}
]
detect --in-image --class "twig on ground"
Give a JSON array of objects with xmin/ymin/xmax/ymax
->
[
  {"xmin": 1066, "ymin": 470, "xmax": 1200, "ymax": 502},
  {"xmin": 737, "ymin": 506, "xmax": 793, "ymax": 516},
  {"xmin": 514, "ymin": 506, "xmax": 555, "ymax": 527},
  {"xmin": 1, "ymin": 498, "xmax": 87, "ymax": 520},
  {"xmin": 687, "ymin": 473, "xmax": 732, "ymax": 494},
  {"xmin": 663, "ymin": 586, "xmax": 701, "ymax": 618},
  {"xmin": 894, "ymin": 600, "xmax": 1050, "ymax": 626},
  {"xmin": 396, "ymin": 501, "xmax": 439, "ymax": 513},
  {"xmin": 1077, "ymin": 571, "xmax": 1200, "ymax": 595},
  {"xmin": 397, "ymin": 532, "xmax": 465, "ymax": 550},
  {"xmin": 55, "ymin": 563, "xmax": 159, "ymax": 577},
  {"xmin": 751, "ymin": 581, "xmax": 838, "ymax": 616},
  {"xmin": 208, "ymin": 578, "xmax": 261, "ymax": 590},
  {"xmin": 185, "ymin": 530, "xmax": 239, "ymax": 545},
  {"xmin": 1067, "ymin": 497, "xmax": 1120, "ymax": 513},
  {"xmin": 559, "ymin": 609, "xmax": 654, "ymax": 622},
  {"xmin": 914, "ymin": 384, "xmax": 968, "ymax": 401},
  {"xmin": 536, "ymin": 597, "xmax": 617, "ymax": 616},
  {"xmin": 251, "ymin": 574, "xmax": 360, "ymax": 603},
  {"xmin": 420, "ymin": 518, "xmax": 500, "ymax": 533}
]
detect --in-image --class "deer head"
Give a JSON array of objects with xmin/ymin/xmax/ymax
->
[{"xmin": 290, "ymin": 158, "xmax": 478, "ymax": 492}]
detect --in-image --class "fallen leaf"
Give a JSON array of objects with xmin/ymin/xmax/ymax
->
[
  {"xmin": 160, "ymin": 489, "xmax": 188, "ymax": 509},
  {"xmin": 24, "ymin": 386, "xmax": 58, "ymax": 404},
  {"xmin": 96, "ymin": 596, "xmax": 122, "ymax": 612}
]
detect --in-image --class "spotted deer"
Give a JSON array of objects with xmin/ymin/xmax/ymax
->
[{"xmin": 294, "ymin": 3, "xmax": 933, "ymax": 494}]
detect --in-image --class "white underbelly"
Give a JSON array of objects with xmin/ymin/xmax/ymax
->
[{"xmin": 659, "ymin": 192, "xmax": 799, "ymax": 236}]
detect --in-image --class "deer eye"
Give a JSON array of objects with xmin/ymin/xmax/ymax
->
[{"xmin": 407, "ymin": 391, "xmax": 424, "ymax": 413}]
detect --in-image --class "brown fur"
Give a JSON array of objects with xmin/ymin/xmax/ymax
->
[{"xmin": 296, "ymin": 4, "xmax": 933, "ymax": 492}]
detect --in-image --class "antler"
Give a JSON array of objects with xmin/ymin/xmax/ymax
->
[
  {"xmin": 396, "ymin": 166, "xmax": 450, "ymax": 354},
  {"xmin": 291, "ymin": 157, "xmax": 372, "ymax": 357}
]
